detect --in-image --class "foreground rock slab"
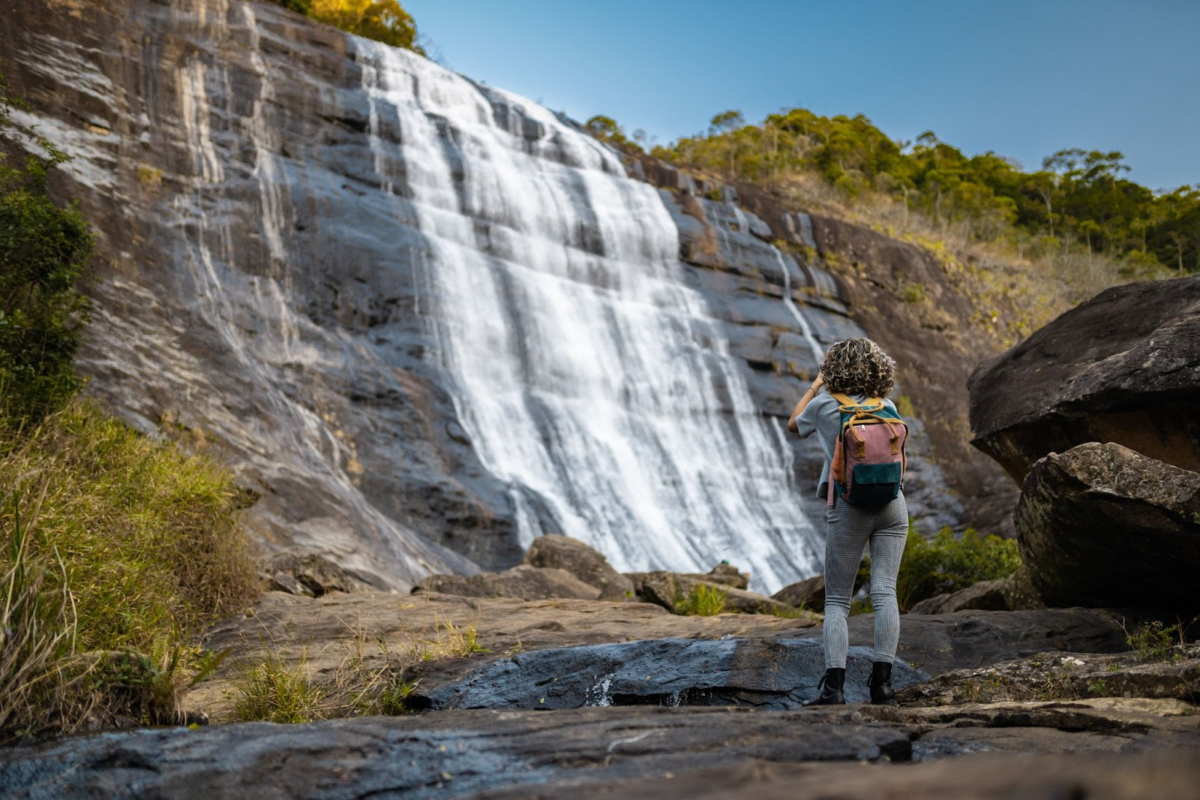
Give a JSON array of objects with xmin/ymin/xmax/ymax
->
[
  {"xmin": 185, "ymin": 592, "xmax": 817, "ymax": 722},
  {"xmin": 0, "ymin": 707, "xmax": 912, "ymax": 799},
  {"xmin": 969, "ymin": 273, "xmax": 1200, "ymax": 483},
  {"xmin": 471, "ymin": 748, "xmax": 1200, "ymax": 800},
  {"xmin": 5, "ymin": 701, "xmax": 1198, "ymax": 799},
  {"xmin": 1014, "ymin": 442, "xmax": 1200, "ymax": 609}
]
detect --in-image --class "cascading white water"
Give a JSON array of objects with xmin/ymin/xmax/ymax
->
[
  {"xmin": 358, "ymin": 40, "xmax": 821, "ymax": 590},
  {"xmin": 775, "ymin": 250, "xmax": 826, "ymax": 366}
]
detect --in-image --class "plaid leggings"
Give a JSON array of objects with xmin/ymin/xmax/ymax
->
[{"xmin": 821, "ymin": 493, "xmax": 908, "ymax": 669}]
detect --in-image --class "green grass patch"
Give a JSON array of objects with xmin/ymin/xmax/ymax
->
[
  {"xmin": 859, "ymin": 522, "xmax": 1022, "ymax": 613},
  {"xmin": 233, "ymin": 655, "xmax": 325, "ymax": 724},
  {"xmin": 675, "ymin": 583, "xmax": 728, "ymax": 616},
  {"xmin": 766, "ymin": 603, "xmax": 810, "ymax": 619},
  {"xmin": 0, "ymin": 400, "xmax": 260, "ymax": 740}
]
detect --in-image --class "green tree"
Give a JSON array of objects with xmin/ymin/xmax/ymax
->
[
  {"xmin": 311, "ymin": 0, "xmax": 422, "ymax": 51},
  {"xmin": 0, "ymin": 79, "xmax": 92, "ymax": 427},
  {"xmin": 272, "ymin": 0, "xmax": 313, "ymax": 13},
  {"xmin": 272, "ymin": 0, "xmax": 424, "ymax": 52}
]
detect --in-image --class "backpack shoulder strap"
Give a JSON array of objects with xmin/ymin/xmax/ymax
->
[{"xmin": 830, "ymin": 392, "xmax": 856, "ymax": 410}]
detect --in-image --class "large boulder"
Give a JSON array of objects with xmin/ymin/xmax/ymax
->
[
  {"xmin": 1014, "ymin": 442, "xmax": 1200, "ymax": 609},
  {"xmin": 414, "ymin": 565, "xmax": 601, "ymax": 601},
  {"xmin": 267, "ymin": 553, "xmax": 359, "ymax": 597},
  {"xmin": 969, "ymin": 274, "xmax": 1200, "ymax": 484},
  {"xmin": 637, "ymin": 571, "xmax": 798, "ymax": 616},
  {"xmin": 771, "ymin": 574, "xmax": 826, "ymax": 609},
  {"xmin": 907, "ymin": 569, "xmax": 1045, "ymax": 615},
  {"xmin": 523, "ymin": 535, "xmax": 620, "ymax": 589}
]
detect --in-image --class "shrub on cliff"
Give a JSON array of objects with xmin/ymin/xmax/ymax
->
[
  {"xmin": 0, "ymin": 78, "xmax": 92, "ymax": 428},
  {"xmin": 0, "ymin": 402, "xmax": 260, "ymax": 741}
]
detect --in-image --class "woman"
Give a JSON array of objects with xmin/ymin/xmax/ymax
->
[{"xmin": 788, "ymin": 338, "xmax": 907, "ymax": 706}]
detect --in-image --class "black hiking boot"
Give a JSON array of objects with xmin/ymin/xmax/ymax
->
[
  {"xmin": 868, "ymin": 661, "xmax": 896, "ymax": 705},
  {"xmin": 803, "ymin": 668, "xmax": 846, "ymax": 706}
]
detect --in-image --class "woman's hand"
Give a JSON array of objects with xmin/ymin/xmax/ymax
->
[{"xmin": 789, "ymin": 371, "xmax": 825, "ymax": 432}]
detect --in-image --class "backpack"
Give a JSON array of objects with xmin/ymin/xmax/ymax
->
[{"xmin": 827, "ymin": 393, "xmax": 908, "ymax": 508}]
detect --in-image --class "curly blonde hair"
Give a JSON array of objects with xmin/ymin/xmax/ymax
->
[{"xmin": 820, "ymin": 338, "xmax": 896, "ymax": 398}]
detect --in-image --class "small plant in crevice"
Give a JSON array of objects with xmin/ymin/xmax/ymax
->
[
  {"xmin": 674, "ymin": 583, "xmax": 728, "ymax": 616},
  {"xmin": 849, "ymin": 597, "xmax": 874, "ymax": 616},
  {"xmin": 232, "ymin": 654, "xmax": 326, "ymax": 724},
  {"xmin": 1123, "ymin": 620, "xmax": 1181, "ymax": 663},
  {"xmin": 766, "ymin": 603, "xmax": 810, "ymax": 619},
  {"xmin": 374, "ymin": 677, "xmax": 420, "ymax": 717},
  {"xmin": 412, "ymin": 618, "xmax": 490, "ymax": 661}
]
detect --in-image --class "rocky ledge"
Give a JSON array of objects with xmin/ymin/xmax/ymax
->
[
  {"xmin": 181, "ymin": 589, "xmax": 1139, "ymax": 722},
  {"xmin": 4, "ymin": 695, "xmax": 1197, "ymax": 799},
  {"xmin": 1, "ymin": 586, "xmax": 1192, "ymax": 798}
]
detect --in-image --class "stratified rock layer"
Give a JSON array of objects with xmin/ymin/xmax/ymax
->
[
  {"xmin": 970, "ymin": 274, "xmax": 1200, "ymax": 484},
  {"xmin": 1013, "ymin": 442, "xmax": 1200, "ymax": 609}
]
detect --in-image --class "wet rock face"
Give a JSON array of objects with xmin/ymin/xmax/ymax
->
[
  {"xmin": 969, "ymin": 274, "xmax": 1200, "ymax": 484},
  {"xmin": 645, "ymin": 170, "xmax": 967, "ymax": 537},
  {"xmin": 1013, "ymin": 442, "xmax": 1200, "ymax": 610},
  {"xmin": 416, "ymin": 638, "xmax": 928, "ymax": 711}
]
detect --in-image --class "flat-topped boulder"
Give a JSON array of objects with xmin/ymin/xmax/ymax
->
[
  {"xmin": 523, "ymin": 535, "xmax": 620, "ymax": 589},
  {"xmin": 969, "ymin": 274, "xmax": 1200, "ymax": 484},
  {"xmin": 634, "ymin": 570, "xmax": 798, "ymax": 615},
  {"xmin": 1013, "ymin": 442, "xmax": 1200, "ymax": 609},
  {"xmin": 414, "ymin": 565, "xmax": 601, "ymax": 601}
]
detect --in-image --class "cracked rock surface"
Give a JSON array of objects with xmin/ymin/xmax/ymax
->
[{"xmin": 3, "ymin": 700, "xmax": 1197, "ymax": 799}]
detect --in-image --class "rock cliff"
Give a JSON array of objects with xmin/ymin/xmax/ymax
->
[{"xmin": 1, "ymin": 0, "xmax": 1001, "ymax": 593}]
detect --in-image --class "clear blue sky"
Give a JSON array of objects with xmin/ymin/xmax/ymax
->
[{"xmin": 404, "ymin": 0, "xmax": 1200, "ymax": 191}]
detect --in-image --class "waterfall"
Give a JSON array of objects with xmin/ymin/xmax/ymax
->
[
  {"xmin": 357, "ymin": 40, "xmax": 820, "ymax": 591},
  {"xmin": 774, "ymin": 250, "xmax": 826, "ymax": 366}
]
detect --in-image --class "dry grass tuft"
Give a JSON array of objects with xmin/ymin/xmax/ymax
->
[{"xmin": 0, "ymin": 400, "xmax": 260, "ymax": 741}]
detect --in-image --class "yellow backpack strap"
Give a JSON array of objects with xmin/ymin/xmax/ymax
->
[{"xmin": 832, "ymin": 393, "xmax": 886, "ymax": 414}]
